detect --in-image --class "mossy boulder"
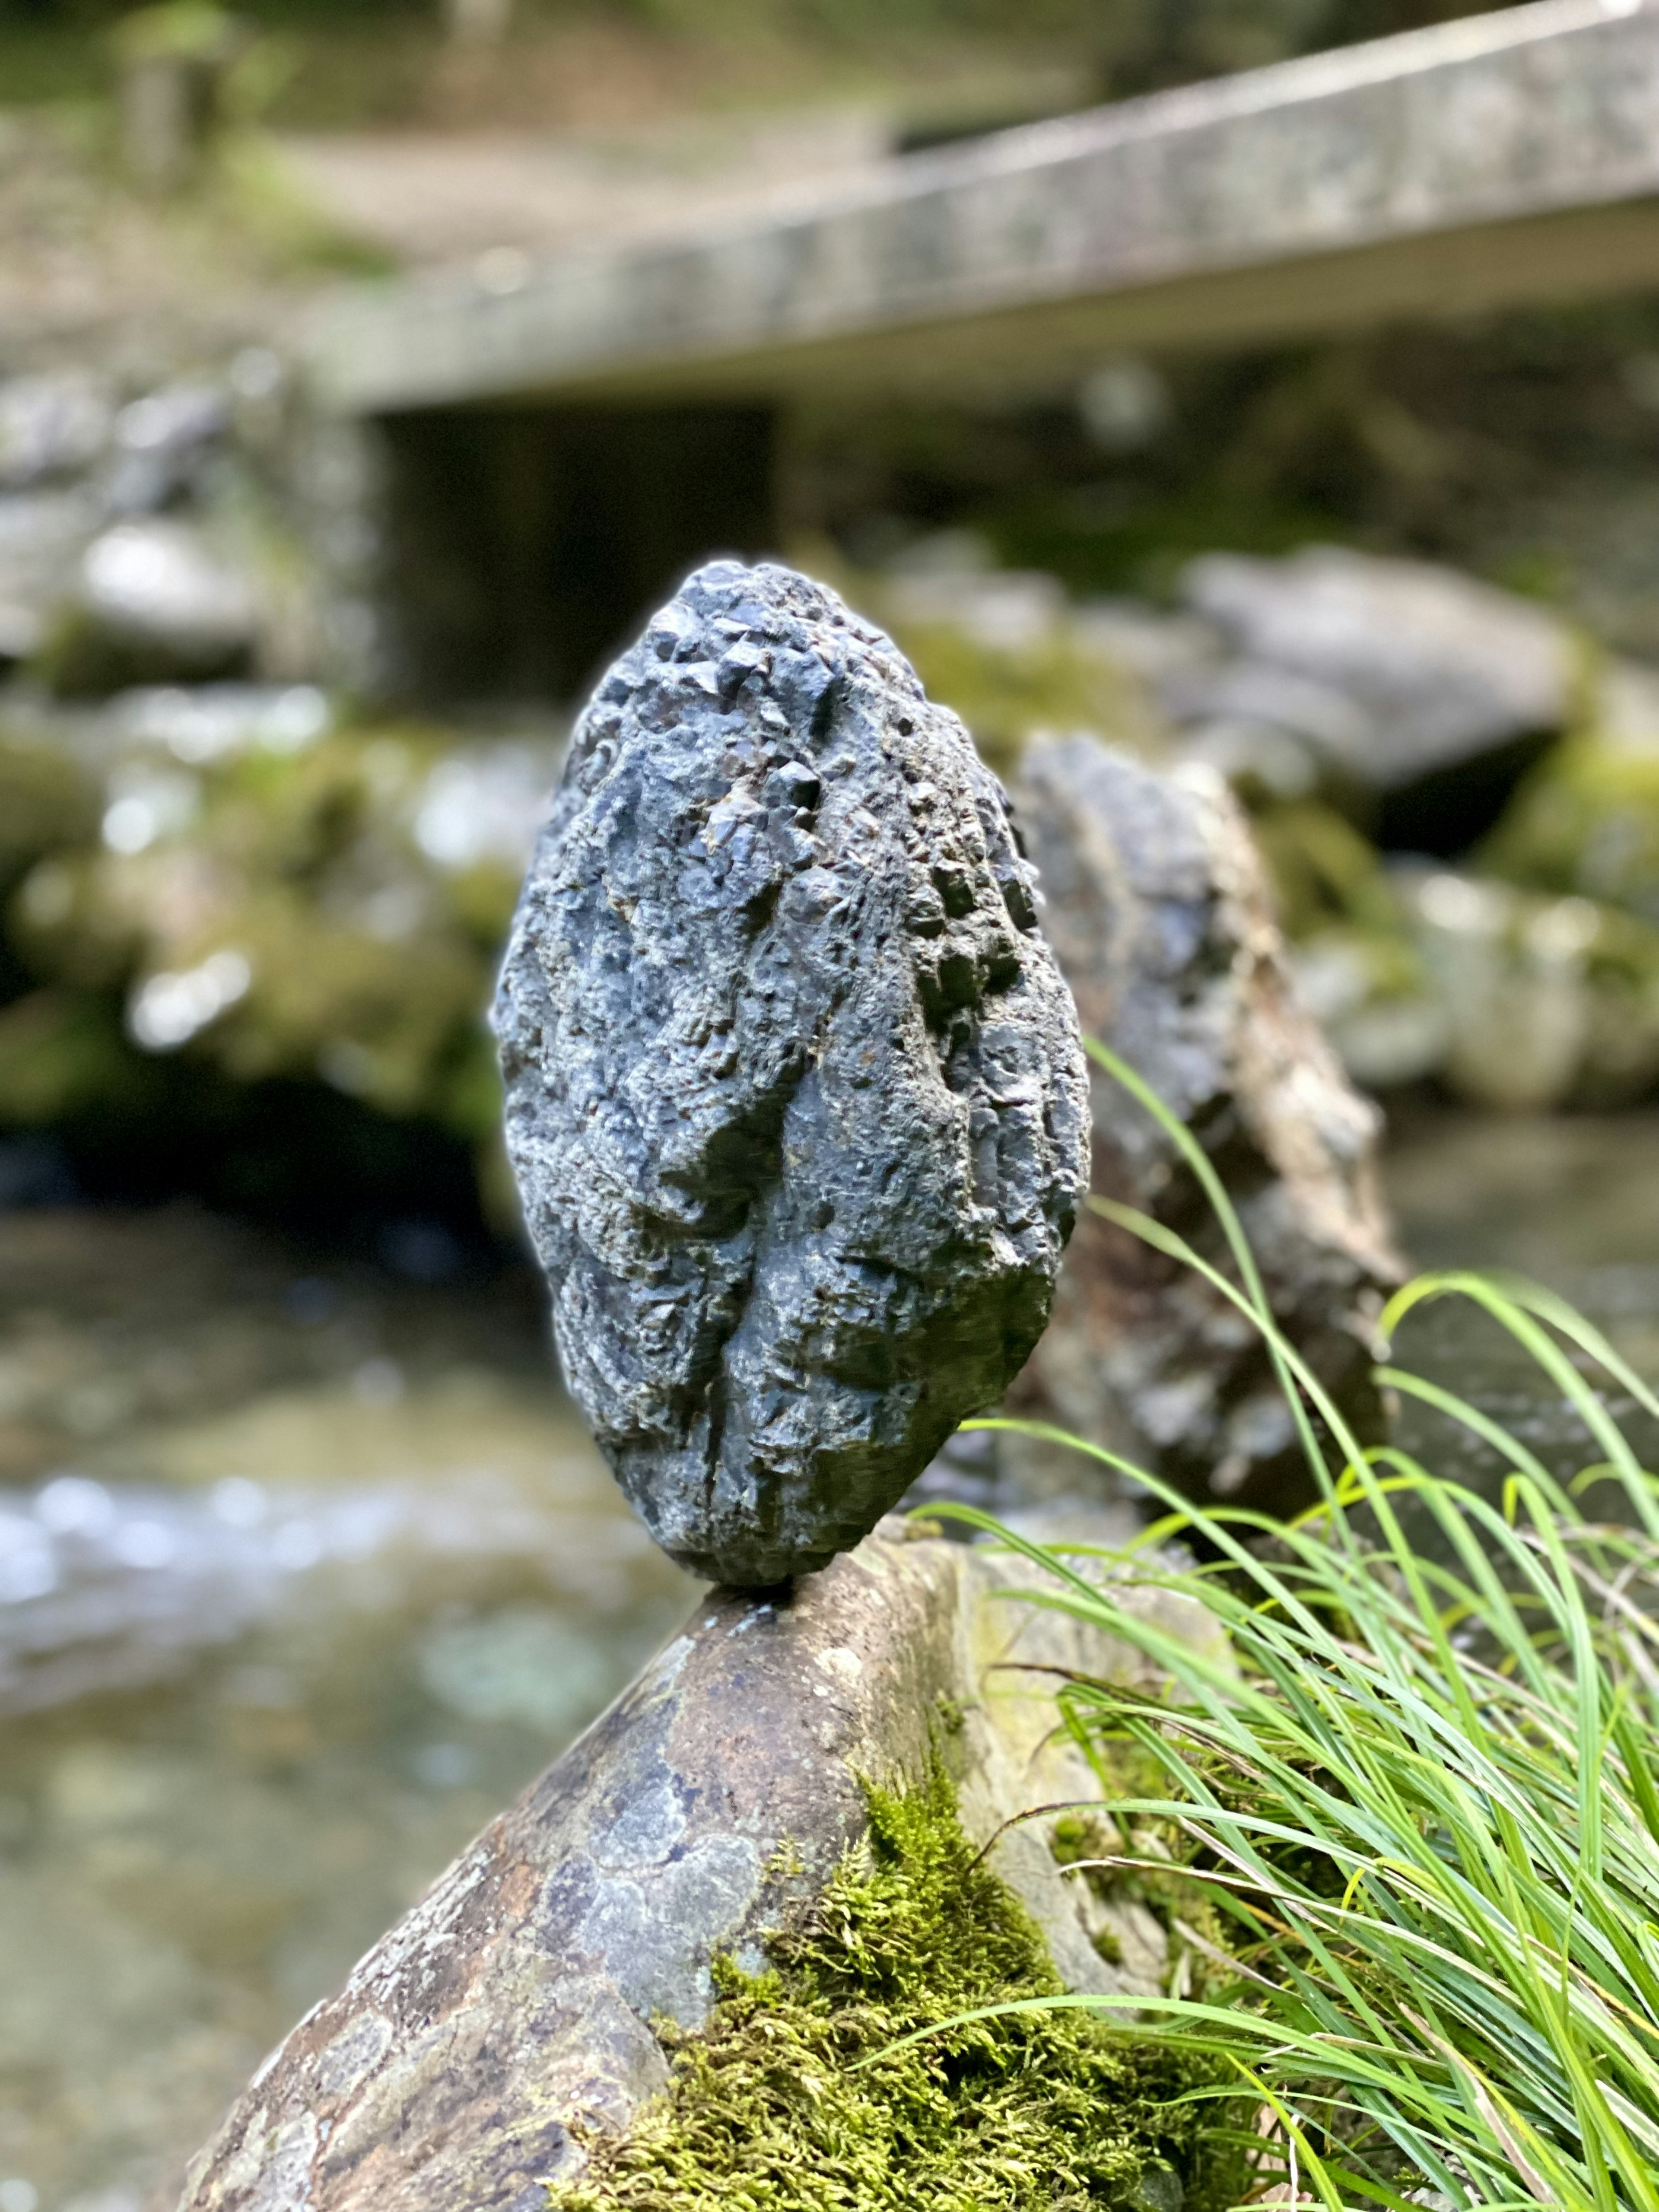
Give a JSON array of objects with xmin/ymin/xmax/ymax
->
[
  {"xmin": 553, "ymin": 1764, "xmax": 1234, "ymax": 2212},
  {"xmin": 176, "ymin": 1516, "xmax": 1234, "ymax": 2211},
  {"xmin": 0, "ymin": 700, "xmax": 556, "ymax": 1217},
  {"xmin": 8, "ymin": 720, "xmax": 514, "ymax": 1135}
]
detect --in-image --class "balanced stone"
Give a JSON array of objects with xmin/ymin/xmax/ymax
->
[{"xmin": 494, "ymin": 561, "xmax": 1089, "ymax": 1585}]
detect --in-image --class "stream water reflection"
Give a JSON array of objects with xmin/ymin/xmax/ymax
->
[
  {"xmin": 0, "ymin": 1109, "xmax": 1655, "ymax": 2210},
  {"xmin": 0, "ymin": 1209, "xmax": 696, "ymax": 2212},
  {"xmin": 1383, "ymin": 1108, "xmax": 1659, "ymax": 1494}
]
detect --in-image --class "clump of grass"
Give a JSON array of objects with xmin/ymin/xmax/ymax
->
[
  {"xmin": 547, "ymin": 1760, "xmax": 1246, "ymax": 2212},
  {"xmin": 942, "ymin": 1040, "xmax": 1659, "ymax": 2211}
]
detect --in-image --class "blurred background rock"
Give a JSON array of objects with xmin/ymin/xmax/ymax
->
[{"xmin": 4, "ymin": 0, "xmax": 1659, "ymax": 2205}]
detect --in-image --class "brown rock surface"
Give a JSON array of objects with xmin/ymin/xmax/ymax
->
[
  {"xmin": 1008, "ymin": 737, "xmax": 1403, "ymax": 1515},
  {"xmin": 176, "ymin": 1513, "xmax": 1200, "ymax": 2211}
]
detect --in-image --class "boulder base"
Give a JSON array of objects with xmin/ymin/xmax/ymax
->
[{"xmin": 175, "ymin": 1516, "xmax": 1203, "ymax": 2211}]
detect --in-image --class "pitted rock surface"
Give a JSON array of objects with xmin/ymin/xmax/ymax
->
[{"xmin": 493, "ymin": 561, "xmax": 1089, "ymax": 1585}]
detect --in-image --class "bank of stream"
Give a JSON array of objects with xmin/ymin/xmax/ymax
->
[{"xmin": 0, "ymin": 1104, "xmax": 1653, "ymax": 2210}]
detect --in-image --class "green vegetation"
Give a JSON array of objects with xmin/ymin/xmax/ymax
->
[
  {"xmin": 943, "ymin": 1042, "xmax": 1659, "ymax": 2210},
  {"xmin": 887, "ymin": 614, "xmax": 1144, "ymax": 777},
  {"xmin": 1483, "ymin": 731, "xmax": 1659, "ymax": 930},
  {"xmin": 0, "ymin": 714, "xmax": 523, "ymax": 1227},
  {"xmin": 0, "ymin": 0, "xmax": 1506, "ymax": 135},
  {"xmin": 548, "ymin": 1761, "xmax": 1246, "ymax": 2212},
  {"xmin": 3, "ymin": 721, "xmax": 509, "ymax": 1127}
]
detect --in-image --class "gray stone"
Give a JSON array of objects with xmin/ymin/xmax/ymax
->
[
  {"xmin": 176, "ymin": 1513, "xmax": 1215, "ymax": 2212},
  {"xmin": 108, "ymin": 381, "xmax": 231, "ymax": 513},
  {"xmin": 494, "ymin": 561, "xmax": 1089, "ymax": 1586},
  {"xmin": 1159, "ymin": 654, "xmax": 1372, "ymax": 809},
  {"xmin": 1007, "ymin": 737, "xmax": 1402, "ymax": 1516},
  {"xmin": 44, "ymin": 518, "xmax": 259, "ymax": 695},
  {"xmin": 0, "ymin": 373, "xmax": 110, "ymax": 492},
  {"xmin": 1178, "ymin": 547, "xmax": 1571, "ymax": 841},
  {"xmin": 0, "ymin": 491, "xmax": 99, "ymax": 663}
]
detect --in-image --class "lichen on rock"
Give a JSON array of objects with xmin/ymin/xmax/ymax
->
[{"xmin": 493, "ymin": 561, "xmax": 1090, "ymax": 1586}]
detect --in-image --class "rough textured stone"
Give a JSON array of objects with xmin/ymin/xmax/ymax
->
[
  {"xmin": 1007, "ymin": 737, "xmax": 1402, "ymax": 1516},
  {"xmin": 175, "ymin": 1514, "xmax": 1211, "ymax": 2212},
  {"xmin": 493, "ymin": 560, "xmax": 1089, "ymax": 1586}
]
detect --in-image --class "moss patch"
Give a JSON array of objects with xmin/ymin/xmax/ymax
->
[
  {"xmin": 889, "ymin": 616, "xmax": 1150, "ymax": 775},
  {"xmin": 550, "ymin": 1767, "xmax": 1243, "ymax": 2212},
  {"xmin": 1481, "ymin": 731, "xmax": 1659, "ymax": 927}
]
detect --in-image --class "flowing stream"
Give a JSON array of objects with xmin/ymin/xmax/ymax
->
[{"xmin": 0, "ymin": 1108, "xmax": 1656, "ymax": 2212}]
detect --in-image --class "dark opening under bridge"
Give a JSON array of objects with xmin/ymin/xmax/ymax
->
[{"xmin": 306, "ymin": 0, "xmax": 1659, "ymax": 696}]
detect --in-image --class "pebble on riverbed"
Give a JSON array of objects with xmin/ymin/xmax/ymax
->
[{"xmin": 493, "ymin": 561, "xmax": 1090, "ymax": 1586}]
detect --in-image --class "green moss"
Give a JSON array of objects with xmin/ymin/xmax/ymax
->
[
  {"xmin": 0, "ymin": 735, "xmax": 99, "ymax": 889},
  {"xmin": 1481, "ymin": 733, "xmax": 1659, "ymax": 927},
  {"xmin": 7, "ymin": 724, "xmax": 522, "ymax": 1139},
  {"xmin": 890, "ymin": 617, "xmax": 1149, "ymax": 775},
  {"xmin": 0, "ymin": 990, "xmax": 152, "ymax": 1125},
  {"xmin": 1249, "ymin": 800, "xmax": 1404, "ymax": 943},
  {"xmin": 550, "ymin": 1767, "xmax": 1243, "ymax": 2212}
]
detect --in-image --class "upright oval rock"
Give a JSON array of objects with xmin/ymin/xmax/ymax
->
[{"xmin": 494, "ymin": 562, "xmax": 1089, "ymax": 1585}]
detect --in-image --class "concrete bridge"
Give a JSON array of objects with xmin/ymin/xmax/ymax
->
[{"xmin": 309, "ymin": 0, "xmax": 1659, "ymax": 695}]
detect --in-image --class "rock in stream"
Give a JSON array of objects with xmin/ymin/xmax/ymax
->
[
  {"xmin": 1009, "ymin": 737, "xmax": 1402, "ymax": 1514},
  {"xmin": 493, "ymin": 561, "xmax": 1090, "ymax": 1585}
]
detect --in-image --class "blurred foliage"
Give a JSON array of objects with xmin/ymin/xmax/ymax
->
[
  {"xmin": 0, "ymin": 734, "xmax": 99, "ymax": 888},
  {"xmin": 0, "ymin": 0, "xmax": 1510, "ymax": 129},
  {"xmin": 1248, "ymin": 740, "xmax": 1659, "ymax": 1109},
  {"xmin": 890, "ymin": 617, "xmax": 1137, "ymax": 773},
  {"xmin": 1481, "ymin": 734, "xmax": 1659, "ymax": 929},
  {"xmin": 111, "ymin": 0, "xmax": 247, "ymax": 62},
  {"xmin": 1250, "ymin": 800, "xmax": 1404, "ymax": 943},
  {"xmin": 0, "ymin": 712, "xmax": 529, "ymax": 1234}
]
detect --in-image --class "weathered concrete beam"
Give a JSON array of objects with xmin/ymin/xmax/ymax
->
[{"xmin": 306, "ymin": 0, "xmax": 1659, "ymax": 416}]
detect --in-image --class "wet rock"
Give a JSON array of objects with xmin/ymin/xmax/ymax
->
[
  {"xmin": 1178, "ymin": 547, "xmax": 1573, "ymax": 850},
  {"xmin": 42, "ymin": 518, "xmax": 260, "ymax": 694},
  {"xmin": 494, "ymin": 560, "xmax": 1089, "ymax": 1586},
  {"xmin": 1007, "ymin": 737, "xmax": 1402, "ymax": 1516},
  {"xmin": 177, "ymin": 1512, "xmax": 1210, "ymax": 2212}
]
